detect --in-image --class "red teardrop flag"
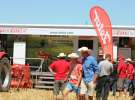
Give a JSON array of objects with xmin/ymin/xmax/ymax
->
[{"xmin": 90, "ymin": 6, "xmax": 113, "ymax": 60}]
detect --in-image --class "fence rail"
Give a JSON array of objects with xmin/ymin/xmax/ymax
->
[
  {"xmin": 10, "ymin": 57, "xmax": 44, "ymax": 72},
  {"xmin": 10, "ymin": 57, "xmax": 54, "ymax": 89}
]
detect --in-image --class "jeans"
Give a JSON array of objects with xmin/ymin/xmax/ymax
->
[
  {"xmin": 110, "ymin": 77, "xmax": 117, "ymax": 96},
  {"xmin": 96, "ymin": 76, "xmax": 110, "ymax": 100},
  {"xmin": 124, "ymin": 79, "xmax": 132, "ymax": 91},
  {"xmin": 124, "ymin": 79, "xmax": 134, "ymax": 96},
  {"xmin": 129, "ymin": 80, "xmax": 135, "ymax": 96}
]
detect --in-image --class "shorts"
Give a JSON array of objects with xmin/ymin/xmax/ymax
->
[
  {"xmin": 80, "ymin": 80, "xmax": 96, "ymax": 96},
  {"xmin": 65, "ymin": 82, "xmax": 80, "ymax": 94},
  {"xmin": 53, "ymin": 80, "xmax": 66, "ymax": 95},
  {"xmin": 117, "ymin": 78, "xmax": 126, "ymax": 91}
]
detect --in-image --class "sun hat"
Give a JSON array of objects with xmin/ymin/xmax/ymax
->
[
  {"xmin": 126, "ymin": 58, "xmax": 132, "ymax": 62},
  {"xmin": 68, "ymin": 53, "xmax": 79, "ymax": 58},
  {"xmin": 57, "ymin": 53, "xmax": 66, "ymax": 57},
  {"xmin": 78, "ymin": 47, "xmax": 89, "ymax": 52},
  {"xmin": 98, "ymin": 50, "xmax": 104, "ymax": 55}
]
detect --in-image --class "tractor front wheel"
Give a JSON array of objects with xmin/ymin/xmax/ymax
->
[{"xmin": 0, "ymin": 57, "xmax": 11, "ymax": 92}]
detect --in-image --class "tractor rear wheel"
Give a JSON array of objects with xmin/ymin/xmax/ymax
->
[{"xmin": 0, "ymin": 57, "xmax": 11, "ymax": 92}]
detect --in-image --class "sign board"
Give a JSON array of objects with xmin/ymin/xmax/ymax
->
[
  {"xmin": 0, "ymin": 27, "xmax": 135, "ymax": 37},
  {"xmin": 0, "ymin": 27, "xmax": 96, "ymax": 36},
  {"xmin": 119, "ymin": 48, "xmax": 131, "ymax": 59},
  {"xmin": 113, "ymin": 29, "xmax": 135, "ymax": 37},
  {"xmin": 13, "ymin": 42, "xmax": 26, "ymax": 64}
]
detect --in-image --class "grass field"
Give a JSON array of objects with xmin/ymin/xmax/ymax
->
[{"xmin": 0, "ymin": 89, "xmax": 133, "ymax": 100}]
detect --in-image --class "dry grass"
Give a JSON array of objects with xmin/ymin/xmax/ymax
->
[{"xmin": 0, "ymin": 89, "xmax": 133, "ymax": 100}]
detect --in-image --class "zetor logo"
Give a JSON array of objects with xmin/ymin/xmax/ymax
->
[{"xmin": 94, "ymin": 10, "xmax": 111, "ymax": 45}]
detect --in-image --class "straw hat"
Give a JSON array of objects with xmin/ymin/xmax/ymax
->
[
  {"xmin": 126, "ymin": 58, "xmax": 132, "ymax": 62},
  {"xmin": 57, "ymin": 53, "xmax": 66, "ymax": 57},
  {"xmin": 98, "ymin": 50, "xmax": 104, "ymax": 55},
  {"xmin": 68, "ymin": 53, "xmax": 79, "ymax": 58},
  {"xmin": 78, "ymin": 47, "xmax": 89, "ymax": 52}
]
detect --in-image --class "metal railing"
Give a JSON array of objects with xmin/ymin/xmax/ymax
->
[{"xmin": 10, "ymin": 57, "xmax": 44, "ymax": 72}]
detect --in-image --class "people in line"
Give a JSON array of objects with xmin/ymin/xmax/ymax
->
[
  {"xmin": 48, "ymin": 47, "xmax": 135, "ymax": 100},
  {"xmin": 64, "ymin": 53, "xmax": 82, "ymax": 100},
  {"xmin": 78, "ymin": 47, "xmax": 98, "ymax": 100},
  {"xmin": 96, "ymin": 54, "xmax": 113, "ymax": 100},
  {"xmin": 49, "ymin": 53, "xmax": 70, "ymax": 99}
]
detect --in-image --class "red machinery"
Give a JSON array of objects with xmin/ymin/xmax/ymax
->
[
  {"xmin": 11, "ymin": 64, "xmax": 32, "ymax": 89},
  {"xmin": 0, "ymin": 51, "xmax": 32, "ymax": 90}
]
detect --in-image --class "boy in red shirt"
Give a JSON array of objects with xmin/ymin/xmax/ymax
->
[
  {"xmin": 49, "ymin": 53, "xmax": 70, "ymax": 99},
  {"xmin": 64, "ymin": 53, "xmax": 82, "ymax": 100}
]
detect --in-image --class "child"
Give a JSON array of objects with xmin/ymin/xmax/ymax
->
[{"xmin": 64, "ymin": 53, "xmax": 82, "ymax": 100}]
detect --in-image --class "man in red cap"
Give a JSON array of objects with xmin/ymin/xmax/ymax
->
[{"xmin": 117, "ymin": 57, "xmax": 127, "ymax": 96}]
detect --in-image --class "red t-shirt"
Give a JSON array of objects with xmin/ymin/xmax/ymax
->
[
  {"xmin": 117, "ymin": 60, "xmax": 127, "ymax": 78},
  {"xmin": 49, "ymin": 59, "xmax": 70, "ymax": 80},
  {"xmin": 127, "ymin": 63, "xmax": 134, "ymax": 80},
  {"xmin": 69, "ymin": 64, "xmax": 82, "ymax": 85}
]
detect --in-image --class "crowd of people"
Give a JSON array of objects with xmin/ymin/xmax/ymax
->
[{"xmin": 48, "ymin": 46, "xmax": 135, "ymax": 100}]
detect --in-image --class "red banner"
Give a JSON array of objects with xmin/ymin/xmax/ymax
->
[{"xmin": 90, "ymin": 6, "xmax": 113, "ymax": 60}]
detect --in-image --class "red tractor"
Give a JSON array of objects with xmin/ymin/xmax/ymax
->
[
  {"xmin": 0, "ymin": 50, "xmax": 11, "ymax": 91},
  {"xmin": 0, "ymin": 51, "xmax": 32, "ymax": 90}
]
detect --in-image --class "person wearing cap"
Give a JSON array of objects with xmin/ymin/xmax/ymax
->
[
  {"xmin": 96, "ymin": 54, "xmax": 113, "ymax": 100},
  {"xmin": 125, "ymin": 58, "xmax": 134, "ymax": 96},
  {"xmin": 49, "ymin": 53, "xmax": 70, "ymax": 99},
  {"xmin": 117, "ymin": 56, "xmax": 127, "ymax": 96},
  {"xmin": 63, "ymin": 53, "xmax": 82, "ymax": 100},
  {"xmin": 97, "ymin": 49, "xmax": 104, "ymax": 64},
  {"xmin": 78, "ymin": 47, "xmax": 98, "ymax": 100}
]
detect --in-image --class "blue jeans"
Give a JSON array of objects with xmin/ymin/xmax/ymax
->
[
  {"xmin": 96, "ymin": 76, "xmax": 110, "ymax": 100},
  {"xmin": 129, "ymin": 80, "xmax": 135, "ymax": 96},
  {"xmin": 110, "ymin": 77, "xmax": 117, "ymax": 96},
  {"xmin": 124, "ymin": 79, "xmax": 132, "ymax": 91}
]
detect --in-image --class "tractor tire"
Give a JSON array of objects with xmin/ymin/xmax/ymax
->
[{"xmin": 0, "ymin": 57, "xmax": 11, "ymax": 92}]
